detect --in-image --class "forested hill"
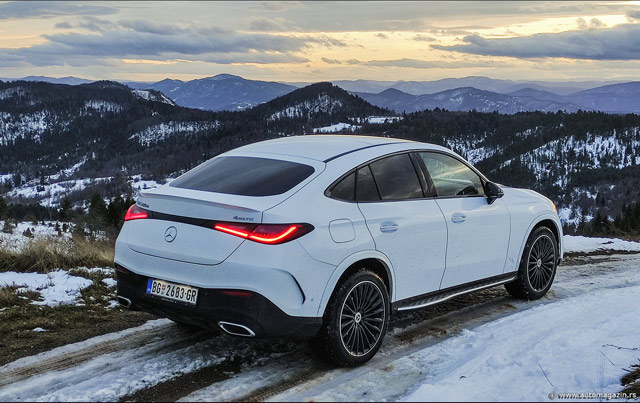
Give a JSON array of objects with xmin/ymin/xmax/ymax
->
[
  {"xmin": 0, "ymin": 80, "xmax": 390, "ymax": 192},
  {"xmin": 1, "ymin": 79, "xmax": 639, "ymax": 231}
]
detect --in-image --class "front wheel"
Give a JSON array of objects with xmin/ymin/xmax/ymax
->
[
  {"xmin": 311, "ymin": 270, "xmax": 390, "ymax": 367},
  {"xmin": 505, "ymin": 226, "xmax": 558, "ymax": 300}
]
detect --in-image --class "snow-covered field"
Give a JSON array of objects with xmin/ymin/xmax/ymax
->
[{"xmin": 0, "ymin": 237, "xmax": 638, "ymax": 401}]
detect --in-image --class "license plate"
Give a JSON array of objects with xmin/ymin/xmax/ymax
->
[{"xmin": 146, "ymin": 278, "xmax": 198, "ymax": 305}]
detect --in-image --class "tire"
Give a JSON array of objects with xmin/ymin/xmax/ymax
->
[
  {"xmin": 505, "ymin": 226, "xmax": 558, "ymax": 300},
  {"xmin": 311, "ymin": 270, "xmax": 390, "ymax": 367}
]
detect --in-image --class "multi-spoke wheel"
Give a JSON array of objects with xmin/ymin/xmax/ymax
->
[
  {"xmin": 311, "ymin": 270, "xmax": 389, "ymax": 367},
  {"xmin": 506, "ymin": 226, "xmax": 558, "ymax": 300},
  {"xmin": 339, "ymin": 280, "xmax": 386, "ymax": 357}
]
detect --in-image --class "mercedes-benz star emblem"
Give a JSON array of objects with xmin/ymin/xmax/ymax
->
[{"xmin": 164, "ymin": 226, "xmax": 177, "ymax": 243}]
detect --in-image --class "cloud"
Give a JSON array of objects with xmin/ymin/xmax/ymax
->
[
  {"xmin": 576, "ymin": 17, "xmax": 606, "ymax": 30},
  {"xmin": 248, "ymin": 2, "xmax": 303, "ymax": 12},
  {"xmin": 119, "ymin": 20, "xmax": 188, "ymax": 36},
  {"xmin": 0, "ymin": 2, "xmax": 117, "ymax": 20},
  {"xmin": 432, "ymin": 24, "xmax": 640, "ymax": 60},
  {"xmin": 627, "ymin": 9, "xmax": 640, "ymax": 20},
  {"xmin": 321, "ymin": 57, "xmax": 342, "ymax": 64},
  {"xmin": 413, "ymin": 34, "xmax": 437, "ymax": 42},
  {"xmin": 0, "ymin": 24, "xmax": 339, "ymax": 68},
  {"xmin": 347, "ymin": 58, "xmax": 496, "ymax": 69},
  {"xmin": 249, "ymin": 17, "xmax": 287, "ymax": 31},
  {"xmin": 375, "ymin": 33, "xmax": 389, "ymax": 40},
  {"xmin": 55, "ymin": 16, "xmax": 118, "ymax": 32}
]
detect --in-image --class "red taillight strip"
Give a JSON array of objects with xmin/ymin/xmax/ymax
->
[
  {"xmin": 213, "ymin": 224, "xmax": 253, "ymax": 238},
  {"xmin": 213, "ymin": 222, "xmax": 312, "ymax": 245},
  {"xmin": 248, "ymin": 225, "xmax": 300, "ymax": 244},
  {"xmin": 124, "ymin": 204, "xmax": 149, "ymax": 221}
]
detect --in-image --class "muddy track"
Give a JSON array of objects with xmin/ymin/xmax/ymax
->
[{"xmin": 0, "ymin": 322, "xmax": 213, "ymax": 388}]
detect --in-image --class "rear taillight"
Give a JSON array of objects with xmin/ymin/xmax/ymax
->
[
  {"xmin": 124, "ymin": 204, "xmax": 149, "ymax": 221},
  {"xmin": 213, "ymin": 222, "xmax": 313, "ymax": 245}
]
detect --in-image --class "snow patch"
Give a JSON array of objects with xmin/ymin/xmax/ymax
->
[
  {"xmin": 129, "ymin": 121, "xmax": 219, "ymax": 146},
  {"xmin": 0, "ymin": 271, "xmax": 92, "ymax": 307},
  {"xmin": 563, "ymin": 235, "xmax": 640, "ymax": 254},
  {"xmin": 313, "ymin": 122, "xmax": 361, "ymax": 133}
]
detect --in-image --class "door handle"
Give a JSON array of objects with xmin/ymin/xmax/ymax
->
[
  {"xmin": 451, "ymin": 213, "xmax": 466, "ymax": 223},
  {"xmin": 380, "ymin": 222, "xmax": 399, "ymax": 233}
]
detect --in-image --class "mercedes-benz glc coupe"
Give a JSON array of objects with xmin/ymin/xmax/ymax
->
[{"xmin": 115, "ymin": 135, "xmax": 562, "ymax": 366}]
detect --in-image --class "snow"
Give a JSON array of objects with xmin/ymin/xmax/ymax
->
[
  {"xmin": 6, "ymin": 176, "xmax": 112, "ymax": 207},
  {"xmin": 132, "ymin": 90, "xmax": 175, "ymax": 105},
  {"xmin": 32, "ymin": 327, "xmax": 48, "ymax": 333},
  {"xmin": 0, "ymin": 221, "xmax": 72, "ymax": 251},
  {"xmin": 0, "ymin": 319, "xmax": 172, "ymax": 372},
  {"xmin": 313, "ymin": 122, "xmax": 361, "ymax": 133},
  {"xmin": 404, "ymin": 285, "xmax": 640, "ymax": 402},
  {"xmin": 269, "ymin": 94, "xmax": 344, "ymax": 121},
  {"xmin": 82, "ymin": 100, "xmax": 122, "ymax": 115},
  {"xmin": 350, "ymin": 116, "xmax": 403, "ymax": 124},
  {"xmin": 0, "ymin": 271, "xmax": 92, "ymax": 307},
  {"xmin": 2, "ymin": 253, "xmax": 640, "ymax": 401},
  {"xmin": 102, "ymin": 278, "xmax": 117, "ymax": 288},
  {"xmin": 0, "ymin": 111, "xmax": 69, "ymax": 145},
  {"xmin": 129, "ymin": 121, "xmax": 219, "ymax": 146},
  {"xmin": 563, "ymin": 235, "xmax": 640, "ymax": 254}
]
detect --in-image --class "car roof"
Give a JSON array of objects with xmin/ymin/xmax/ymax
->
[{"xmin": 225, "ymin": 135, "xmax": 447, "ymax": 162}]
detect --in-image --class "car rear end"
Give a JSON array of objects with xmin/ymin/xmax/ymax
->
[{"xmin": 114, "ymin": 153, "xmax": 329, "ymax": 338}]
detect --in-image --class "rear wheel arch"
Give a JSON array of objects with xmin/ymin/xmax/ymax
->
[{"xmin": 317, "ymin": 253, "xmax": 394, "ymax": 317}]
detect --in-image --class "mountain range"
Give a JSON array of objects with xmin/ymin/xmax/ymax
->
[
  {"xmin": 5, "ymin": 74, "xmax": 640, "ymax": 114},
  {"xmin": 1, "ymin": 78, "xmax": 639, "ymax": 230}
]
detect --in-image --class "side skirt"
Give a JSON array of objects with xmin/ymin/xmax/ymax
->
[{"xmin": 391, "ymin": 272, "xmax": 517, "ymax": 313}]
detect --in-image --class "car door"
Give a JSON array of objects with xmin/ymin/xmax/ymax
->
[
  {"xmin": 416, "ymin": 151, "xmax": 510, "ymax": 289},
  {"xmin": 356, "ymin": 153, "xmax": 448, "ymax": 301}
]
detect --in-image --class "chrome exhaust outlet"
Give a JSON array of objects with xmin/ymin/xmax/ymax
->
[
  {"xmin": 117, "ymin": 296, "xmax": 132, "ymax": 309},
  {"xmin": 218, "ymin": 321, "xmax": 256, "ymax": 337}
]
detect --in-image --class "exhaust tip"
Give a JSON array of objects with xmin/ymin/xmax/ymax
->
[
  {"xmin": 218, "ymin": 321, "xmax": 255, "ymax": 337},
  {"xmin": 117, "ymin": 296, "xmax": 132, "ymax": 309}
]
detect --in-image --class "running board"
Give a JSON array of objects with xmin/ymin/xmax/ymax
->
[{"xmin": 393, "ymin": 274, "xmax": 517, "ymax": 312}]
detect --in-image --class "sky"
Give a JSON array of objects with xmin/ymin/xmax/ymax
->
[{"xmin": 1, "ymin": 1, "xmax": 640, "ymax": 83}]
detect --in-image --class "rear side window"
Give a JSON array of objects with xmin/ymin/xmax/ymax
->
[
  {"xmin": 356, "ymin": 166, "xmax": 380, "ymax": 201},
  {"xmin": 329, "ymin": 172, "xmax": 355, "ymax": 201},
  {"xmin": 369, "ymin": 154, "xmax": 423, "ymax": 200},
  {"xmin": 170, "ymin": 156, "xmax": 315, "ymax": 196}
]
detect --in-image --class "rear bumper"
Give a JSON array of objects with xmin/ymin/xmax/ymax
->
[{"xmin": 116, "ymin": 268, "xmax": 322, "ymax": 338}]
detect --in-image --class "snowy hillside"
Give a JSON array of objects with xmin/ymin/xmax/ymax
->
[
  {"xmin": 269, "ymin": 94, "xmax": 345, "ymax": 120},
  {"xmin": 129, "ymin": 121, "xmax": 219, "ymax": 146}
]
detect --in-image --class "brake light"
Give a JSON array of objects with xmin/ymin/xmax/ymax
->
[
  {"xmin": 124, "ymin": 204, "xmax": 149, "ymax": 221},
  {"xmin": 213, "ymin": 222, "xmax": 313, "ymax": 244}
]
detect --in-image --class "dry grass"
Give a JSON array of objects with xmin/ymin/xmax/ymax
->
[
  {"xmin": 0, "ymin": 236, "xmax": 114, "ymax": 273},
  {"xmin": 622, "ymin": 363, "xmax": 640, "ymax": 396}
]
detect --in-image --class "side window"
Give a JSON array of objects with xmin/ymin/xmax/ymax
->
[
  {"xmin": 369, "ymin": 154, "xmax": 423, "ymax": 200},
  {"xmin": 356, "ymin": 165, "xmax": 380, "ymax": 201},
  {"xmin": 418, "ymin": 152, "xmax": 485, "ymax": 197},
  {"xmin": 329, "ymin": 171, "xmax": 355, "ymax": 201}
]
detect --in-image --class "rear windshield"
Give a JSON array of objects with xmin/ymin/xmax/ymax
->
[{"xmin": 170, "ymin": 156, "xmax": 315, "ymax": 196}]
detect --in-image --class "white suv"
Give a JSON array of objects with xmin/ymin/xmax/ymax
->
[{"xmin": 115, "ymin": 135, "xmax": 562, "ymax": 366}]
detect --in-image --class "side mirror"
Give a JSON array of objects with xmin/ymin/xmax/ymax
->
[{"xmin": 485, "ymin": 181, "xmax": 504, "ymax": 204}]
